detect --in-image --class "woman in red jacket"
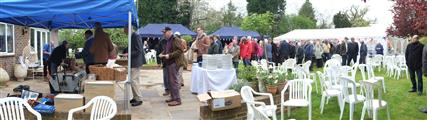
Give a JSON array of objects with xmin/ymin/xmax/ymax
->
[{"xmin": 240, "ymin": 37, "xmax": 252, "ymax": 66}]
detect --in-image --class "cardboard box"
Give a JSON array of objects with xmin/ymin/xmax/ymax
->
[
  {"xmin": 54, "ymin": 94, "xmax": 84, "ymax": 112},
  {"xmin": 197, "ymin": 90, "xmax": 242, "ymax": 111},
  {"xmin": 84, "ymin": 81, "xmax": 115, "ymax": 100}
]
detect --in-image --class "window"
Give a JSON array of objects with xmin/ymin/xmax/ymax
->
[{"xmin": 0, "ymin": 22, "xmax": 14, "ymax": 55}]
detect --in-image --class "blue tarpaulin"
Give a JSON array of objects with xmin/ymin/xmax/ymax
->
[
  {"xmin": 211, "ymin": 27, "xmax": 261, "ymax": 40},
  {"xmin": 0, "ymin": 0, "xmax": 138, "ymax": 29},
  {"xmin": 137, "ymin": 23, "xmax": 196, "ymax": 38}
]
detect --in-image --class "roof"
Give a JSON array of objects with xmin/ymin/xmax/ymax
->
[
  {"xmin": 211, "ymin": 27, "xmax": 261, "ymax": 39},
  {"xmin": 0, "ymin": 0, "xmax": 138, "ymax": 29},
  {"xmin": 273, "ymin": 26, "xmax": 388, "ymax": 41},
  {"xmin": 137, "ymin": 24, "xmax": 196, "ymax": 38}
]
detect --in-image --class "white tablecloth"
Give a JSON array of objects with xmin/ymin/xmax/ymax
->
[{"xmin": 191, "ymin": 64, "xmax": 237, "ymax": 94}]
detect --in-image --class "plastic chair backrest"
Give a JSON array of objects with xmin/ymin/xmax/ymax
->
[
  {"xmin": 365, "ymin": 64, "xmax": 376, "ymax": 79},
  {"xmin": 294, "ymin": 66, "xmax": 308, "ymax": 79},
  {"xmin": 0, "ymin": 97, "xmax": 41, "ymax": 120},
  {"xmin": 240, "ymin": 86, "xmax": 255, "ymax": 103},
  {"xmin": 361, "ymin": 81, "xmax": 383, "ymax": 110},
  {"xmin": 325, "ymin": 66, "xmax": 340, "ymax": 87},
  {"xmin": 88, "ymin": 96, "xmax": 117, "ymax": 120},
  {"xmin": 340, "ymin": 77, "xmax": 359, "ymax": 101},
  {"xmin": 358, "ymin": 64, "xmax": 368, "ymax": 81},
  {"xmin": 303, "ymin": 61, "xmax": 311, "ymax": 73},
  {"xmin": 287, "ymin": 79, "xmax": 312, "ymax": 101},
  {"xmin": 284, "ymin": 59, "xmax": 296, "ymax": 69}
]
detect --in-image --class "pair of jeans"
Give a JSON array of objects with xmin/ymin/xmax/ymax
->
[
  {"xmin": 409, "ymin": 68, "xmax": 423, "ymax": 93},
  {"xmin": 49, "ymin": 63, "xmax": 58, "ymax": 93},
  {"xmin": 243, "ymin": 59, "xmax": 251, "ymax": 67},
  {"xmin": 163, "ymin": 67, "xmax": 169, "ymax": 92}
]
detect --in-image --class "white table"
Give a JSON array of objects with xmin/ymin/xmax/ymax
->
[{"xmin": 191, "ymin": 64, "xmax": 237, "ymax": 94}]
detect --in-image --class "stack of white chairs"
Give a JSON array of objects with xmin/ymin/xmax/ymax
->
[
  {"xmin": 369, "ymin": 55, "xmax": 383, "ymax": 71},
  {"xmin": 394, "ymin": 55, "xmax": 409, "ymax": 80},
  {"xmin": 241, "ymin": 86, "xmax": 277, "ymax": 120},
  {"xmin": 280, "ymin": 79, "xmax": 312, "ymax": 120},
  {"xmin": 383, "ymin": 55, "xmax": 395, "ymax": 77},
  {"xmin": 145, "ymin": 49, "xmax": 157, "ymax": 63}
]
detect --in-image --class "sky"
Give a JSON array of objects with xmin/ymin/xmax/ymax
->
[{"xmin": 207, "ymin": 0, "xmax": 394, "ymax": 28}]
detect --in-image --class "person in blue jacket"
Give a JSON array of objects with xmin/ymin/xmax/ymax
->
[{"xmin": 82, "ymin": 30, "xmax": 94, "ymax": 74}]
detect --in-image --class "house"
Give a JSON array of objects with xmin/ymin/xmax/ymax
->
[{"xmin": 0, "ymin": 22, "xmax": 58, "ymax": 79}]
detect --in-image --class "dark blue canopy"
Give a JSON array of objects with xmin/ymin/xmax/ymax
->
[
  {"xmin": 245, "ymin": 31, "xmax": 261, "ymax": 38},
  {"xmin": 0, "ymin": 0, "xmax": 138, "ymax": 29},
  {"xmin": 211, "ymin": 27, "xmax": 261, "ymax": 40},
  {"xmin": 137, "ymin": 24, "xmax": 196, "ymax": 38}
]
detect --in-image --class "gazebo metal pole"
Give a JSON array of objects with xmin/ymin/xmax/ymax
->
[{"xmin": 125, "ymin": 10, "xmax": 132, "ymax": 111}]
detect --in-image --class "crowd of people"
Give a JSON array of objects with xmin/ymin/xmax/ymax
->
[{"xmin": 183, "ymin": 30, "xmax": 386, "ymax": 72}]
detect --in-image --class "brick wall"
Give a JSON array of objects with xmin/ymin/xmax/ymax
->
[
  {"xmin": 0, "ymin": 25, "xmax": 30, "ymax": 79},
  {"xmin": 200, "ymin": 94, "xmax": 289, "ymax": 120}
]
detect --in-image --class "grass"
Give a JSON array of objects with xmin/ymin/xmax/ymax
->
[{"xmin": 280, "ymin": 67, "xmax": 427, "ymax": 120}]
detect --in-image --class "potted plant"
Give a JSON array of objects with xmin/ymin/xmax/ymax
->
[
  {"xmin": 276, "ymin": 71, "xmax": 288, "ymax": 92},
  {"xmin": 238, "ymin": 66, "xmax": 258, "ymax": 91},
  {"xmin": 264, "ymin": 73, "xmax": 278, "ymax": 95},
  {"xmin": 231, "ymin": 79, "xmax": 250, "ymax": 92}
]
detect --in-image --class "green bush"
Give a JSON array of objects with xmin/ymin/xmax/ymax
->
[
  {"xmin": 182, "ymin": 35, "xmax": 193, "ymax": 43},
  {"xmin": 420, "ymin": 36, "xmax": 427, "ymax": 45}
]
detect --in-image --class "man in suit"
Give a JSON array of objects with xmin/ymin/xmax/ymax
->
[
  {"xmin": 279, "ymin": 40, "xmax": 290, "ymax": 63},
  {"xmin": 347, "ymin": 38, "xmax": 359, "ymax": 65}
]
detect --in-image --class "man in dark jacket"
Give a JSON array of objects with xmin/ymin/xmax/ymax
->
[
  {"xmin": 304, "ymin": 41, "xmax": 314, "ymax": 70},
  {"xmin": 296, "ymin": 42, "xmax": 305, "ymax": 64},
  {"xmin": 47, "ymin": 41, "xmax": 69, "ymax": 93},
  {"xmin": 289, "ymin": 42, "xmax": 296, "ymax": 59},
  {"xmin": 124, "ymin": 25, "xmax": 145, "ymax": 106},
  {"xmin": 347, "ymin": 38, "xmax": 359, "ymax": 65},
  {"xmin": 82, "ymin": 30, "xmax": 94, "ymax": 74},
  {"xmin": 279, "ymin": 40, "xmax": 290, "ymax": 63},
  {"xmin": 406, "ymin": 35, "xmax": 423, "ymax": 96},
  {"xmin": 272, "ymin": 42, "xmax": 280, "ymax": 66},
  {"xmin": 375, "ymin": 43, "xmax": 384, "ymax": 55},
  {"xmin": 338, "ymin": 38, "xmax": 348, "ymax": 65},
  {"xmin": 359, "ymin": 41, "xmax": 368, "ymax": 64}
]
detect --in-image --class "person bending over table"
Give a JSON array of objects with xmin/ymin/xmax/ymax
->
[{"xmin": 47, "ymin": 41, "xmax": 69, "ymax": 93}]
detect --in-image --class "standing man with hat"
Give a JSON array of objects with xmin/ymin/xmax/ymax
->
[{"xmin": 160, "ymin": 27, "xmax": 185, "ymax": 106}]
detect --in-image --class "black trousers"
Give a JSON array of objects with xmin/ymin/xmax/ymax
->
[
  {"xmin": 316, "ymin": 58, "xmax": 323, "ymax": 68},
  {"xmin": 43, "ymin": 60, "xmax": 48, "ymax": 76},
  {"xmin": 341, "ymin": 55, "xmax": 347, "ymax": 66},
  {"xmin": 85, "ymin": 63, "xmax": 94, "ymax": 74},
  {"xmin": 359, "ymin": 56, "xmax": 366, "ymax": 64},
  {"xmin": 409, "ymin": 68, "xmax": 423, "ymax": 93},
  {"xmin": 347, "ymin": 55, "xmax": 357, "ymax": 65}
]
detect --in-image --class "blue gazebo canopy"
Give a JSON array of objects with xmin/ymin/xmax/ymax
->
[
  {"xmin": 211, "ymin": 27, "xmax": 261, "ymax": 40},
  {"xmin": 0, "ymin": 0, "xmax": 138, "ymax": 29},
  {"xmin": 137, "ymin": 23, "xmax": 196, "ymax": 38}
]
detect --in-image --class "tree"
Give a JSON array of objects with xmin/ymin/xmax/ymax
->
[
  {"xmin": 346, "ymin": 5, "xmax": 374, "ymax": 27},
  {"xmin": 241, "ymin": 12, "xmax": 274, "ymax": 36},
  {"xmin": 333, "ymin": 11, "xmax": 352, "ymax": 28},
  {"xmin": 222, "ymin": 0, "xmax": 242, "ymax": 27},
  {"xmin": 388, "ymin": 0, "xmax": 427, "ymax": 37},
  {"xmin": 298, "ymin": 0, "xmax": 317, "ymax": 24},
  {"xmin": 59, "ymin": 29, "xmax": 129, "ymax": 50},
  {"xmin": 246, "ymin": 0, "xmax": 286, "ymax": 37},
  {"xmin": 278, "ymin": 15, "xmax": 316, "ymax": 34},
  {"xmin": 137, "ymin": 0, "xmax": 193, "ymax": 27}
]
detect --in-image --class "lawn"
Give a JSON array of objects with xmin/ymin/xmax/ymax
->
[{"xmin": 281, "ymin": 67, "xmax": 427, "ymax": 120}]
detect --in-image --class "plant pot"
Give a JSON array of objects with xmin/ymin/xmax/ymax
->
[
  {"xmin": 14, "ymin": 64, "xmax": 27, "ymax": 82},
  {"xmin": 277, "ymin": 81, "xmax": 287, "ymax": 93},
  {"xmin": 266, "ymin": 85, "xmax": 278, "ymax": 95},
  {"xmin": 248, "ymin": 81, "xmax": 258, "ymax": 92},
  {"xmin": 0, "ymin": 67, "xmax": 10, "ymax": 82}
]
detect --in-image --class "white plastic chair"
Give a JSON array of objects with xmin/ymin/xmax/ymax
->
[
  {"xmin": 394, "ymin": 55, "xmax": 408, "ymax": 80},
  {"xmin": 360, "ymin": 64, "xmax": 386, "ymax": 93},
  {"xmin": 68, "ymin": 96, "xmax": 117, "ymax": 120},
  {"xmin": 360, "ymin": 81, "xmax": 391, "ymax": 120},
  {"xmin": 339, "ymin": 76, "xmax": 366, "ymax": 120},
  {"xmin": 318, "ymin": 71, "xmax": 343, "ymax": 114},
  {"xmin": 241, "ymin": 86, "xmax": 277, "ymax": 120},
  {"xmin": 0, "ymin": 97, "xmax": 42, "ymax": 120},
  {"xmin": 283, "ymin": 59, "xmax": 296, "ymax": 72},
  {"xmin": 249, "ymin": 103, "xmax": 271, "ymax": 120},
  {"xmin": 280, "ymin": 79, "xmax": 312, "ymax": 120}
]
